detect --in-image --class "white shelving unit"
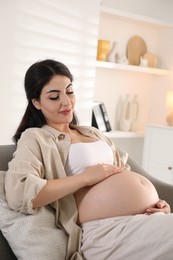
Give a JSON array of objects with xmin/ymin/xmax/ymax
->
[
  {"xmin": 105, "ymin": 130, "xmax": 144, "ymax": 138},
  {"xmin": 98, "ymin": 6, "xmax": 172, "ymax": 75},
  {"xmin": 95, "ymin": 5, "xmax": 173, "ymax": 131},
  {"xmin": 94, "ymin": 5, "xmax": 173, "ymax": 165},
  {"xmin": 96, "ymin": 61, "xmax": 170, "ymax": 75}
]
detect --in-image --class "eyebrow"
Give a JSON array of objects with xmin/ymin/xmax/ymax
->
[{"xmin": 46, "ymin": 83, "xmax": 72, "ymax": 94}]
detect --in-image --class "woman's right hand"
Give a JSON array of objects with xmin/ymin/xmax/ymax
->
[{"xmin": 83, "ymin": 164, "xmax": 124, "ymax": 186}]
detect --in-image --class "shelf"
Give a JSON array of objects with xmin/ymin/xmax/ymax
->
[
  {"xmin": 96, "ymin": 61, "xmax": 170, "ymax": 75},
  {"xmin": 100, "ymin": 6, "xmax": 173, "ymax": 29},
  {"xmin": 104, "ymin": 130, "xmax": 144, "ymax": 139},
  {"xmin": 146, "ymin": 123, "xmax": 173, "ymax": 130},
  {"xmin": 97, "ymin": 7, "xmax": 171, "ymax": 76}
]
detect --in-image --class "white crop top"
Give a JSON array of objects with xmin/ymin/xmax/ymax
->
[{"xmin": 65, "ymin": 140, "xmax": 114, "ymax": 176}]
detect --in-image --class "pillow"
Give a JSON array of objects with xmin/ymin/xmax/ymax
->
[{"xmin": 0, "ymin": 171, "xmax": 67, "ymax": 260}]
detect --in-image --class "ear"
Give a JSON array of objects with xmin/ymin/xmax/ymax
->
[{"xmin": 32, "ymin": 99, "xmax": 41, "ymax": 110}]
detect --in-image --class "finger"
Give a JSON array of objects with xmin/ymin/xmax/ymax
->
[
  {"xmin": 145, "ymin": 209, "xmax": 151, "ymax": 215},
  {"xmin": 147, "ymin": 207, "xmax": 169, "ymax": 214},
  {"xmin": 157, "ymin": 200, "xmax": 170, "ymax": 213},
  {"xmin": 157, "ymin": 200, "xmax": 165, "ymax": 208},
  {"xmin": 146, "ymin": 206, "xmax": 163, "ymax": 213},
  {"xmin": 145, "ymin": 208, "xmax": 161, "ymax": 215}
]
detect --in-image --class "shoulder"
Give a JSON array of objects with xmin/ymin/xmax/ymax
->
[
  {"xmin": 17, "ymin": 127, "xmax": 54, "ymax": 152},
  {"xmin": 13, "ymin": 128, "xmax": 56, "ymax": 161},
  {"xmin": 20, "ymin": 127, "xmax": 52, "ymax": 141}
]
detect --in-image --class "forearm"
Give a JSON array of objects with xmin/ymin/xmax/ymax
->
[
  {"xmin": 32, "ymin": 163, "xmax": 123, "ymax": 209},
  {"xmin": 32, "ymin": 174, "xmax": 87, "ymax": 209}
]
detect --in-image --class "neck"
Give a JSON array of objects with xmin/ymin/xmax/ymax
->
[{"xmin": 47, "ymin": 123, "xmax": 73, "ymax": 133}]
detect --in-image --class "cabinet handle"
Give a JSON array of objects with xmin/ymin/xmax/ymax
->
[{"xmin": 168, "ymin": 166, "xmax": 172, "ymax": 170}]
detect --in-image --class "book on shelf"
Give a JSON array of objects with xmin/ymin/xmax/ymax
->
[{"xmin": 92, "ymin": 101, "xmax": 112, "ymax": 132}]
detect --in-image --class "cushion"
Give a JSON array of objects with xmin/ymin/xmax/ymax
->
[{"xmin": 0, "ymin": 171, "xmax": 67, "ymax": 260}]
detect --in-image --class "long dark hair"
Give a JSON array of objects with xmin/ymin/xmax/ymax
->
[{"xmin": 13, "ymin": 59, "xmax": 78, "ymax": 143}]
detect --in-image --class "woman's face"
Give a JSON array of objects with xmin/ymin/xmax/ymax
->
[{"xmin": 32, "ymin": 75, "xmax": 76, "ymax": 129}]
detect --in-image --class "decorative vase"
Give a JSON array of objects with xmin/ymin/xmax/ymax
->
[
  {"xmin": 116, "ymin": 96, "xmax": 123, "ymax": 130},
  {"xmin": 118, "ymin": 53, "xmax": 129, "ymax": 64},
  {"xmin": 97, "ymin": 40, "xmax": 110, "ymax": 61},
  {"xmin": 140, "ymin": 56, "xmax": 148, "ymax": 67},
  {"xmin": 119, "ymin": 94, "xmax": 132, "ymax": 131},
  {"xmin": 131, "ymin": 95, "xmax": 140, "ymax": 131},
  {"xmin": 106, "ymin": 41, "xmax": 118, "ymax": 62}
]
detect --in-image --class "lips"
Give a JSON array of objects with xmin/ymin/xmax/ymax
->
[{"xmin": 59, "ymin": 109, "xmax": 71, "ymax": 115}]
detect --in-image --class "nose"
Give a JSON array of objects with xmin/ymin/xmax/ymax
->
[{"xmin": 61, "ymin": 93, "xmax": 71, "ymax": 106}]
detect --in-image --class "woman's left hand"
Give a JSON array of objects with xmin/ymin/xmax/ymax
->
[{"xmin": 145, "ymin": 199, "xmax": 171, "ymax": 215}]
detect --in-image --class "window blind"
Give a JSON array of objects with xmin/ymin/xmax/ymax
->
[{"xmin": 0, "ymin": 0, "xmax": 101, "ymax": 144}]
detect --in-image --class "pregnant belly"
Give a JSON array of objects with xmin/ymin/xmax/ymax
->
[{"xmin": 75, "ymin": 171, "xmax": 159, "ymax": 224}]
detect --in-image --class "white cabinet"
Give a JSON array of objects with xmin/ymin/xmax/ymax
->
[{"xmin": 142, "ymin": 125, "xmax": 173, "ymax": 184}]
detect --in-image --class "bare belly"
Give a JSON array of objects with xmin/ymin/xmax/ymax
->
[{"xmin": 74, "ymin": 171, "xmax": 159, "ymax": 224}]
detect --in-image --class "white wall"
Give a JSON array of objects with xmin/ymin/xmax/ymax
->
[
  {"xmin": 150, "ymin": 28, "xmax": 173, "ymax": 125},
  {"xmin": 101, "ymin": 0, "xmax": 173, "ymax": 24},
  {"xmin": 0, "ymin": 1, "xmax": 17, "ymax": 144},
  {"xmin": 0, "ymin": 0, "xmax": 101, "ymax": 144}
]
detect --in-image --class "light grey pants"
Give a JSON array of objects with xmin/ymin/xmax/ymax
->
[{"xmin": 81, "ymin": 213, "xmax": 173, "ymax": 260}]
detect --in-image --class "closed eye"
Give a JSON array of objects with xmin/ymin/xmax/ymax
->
[
  {"xmin": 67, "ymin": 91, "xmax": 74, "ymax": 95},
  {"xmin": 50, "ymin": 96, "xmax": 59, "ymax": 100}
]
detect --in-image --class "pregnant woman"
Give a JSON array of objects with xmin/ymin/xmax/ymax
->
[{"xmin": 5, "ymin": 59, "xmax": 173, "ymax": 260}]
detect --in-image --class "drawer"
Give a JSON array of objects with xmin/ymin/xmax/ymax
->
[
  {"xmin": 148, "ymin": 162, "xmax": 173, "ymax": 184},
  {"xmin": 148, "ymin": 131, "xmax": 173, "ymax": 162},
  {"xmin": 143, "ymin": 125, "xmax": 173, "ymax": 185}
]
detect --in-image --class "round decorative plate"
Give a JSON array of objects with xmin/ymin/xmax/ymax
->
[{"xmin": 126, "ymin": 36, "xmax": 147, "ymax": 66}]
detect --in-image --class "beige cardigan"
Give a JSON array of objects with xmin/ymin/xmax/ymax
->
[{"xmin": 5, "ymin": 125, "xmax": 130, "ymax": 260}]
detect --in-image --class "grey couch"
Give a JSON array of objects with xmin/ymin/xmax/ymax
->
[{"xmin": 1, "ymin": 144, "xmax": 173, "ymax": 260}]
